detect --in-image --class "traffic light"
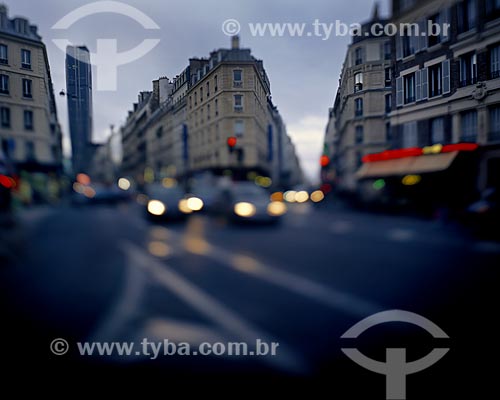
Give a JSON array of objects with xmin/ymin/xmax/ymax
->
[
  {"xmin": 320, "ymin": 155, "xmax": 330, "ymax": 167},
  {"xmin": 227, "ymin": 136, "xmax": 237, "ymax": 152}
]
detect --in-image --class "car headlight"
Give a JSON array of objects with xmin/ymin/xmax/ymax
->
[
  {"xmin": 178, "ymin": 199, "xmax": 193, "ymax": 214},
  {"xmin": 187, "ymin": 197, "xmax": 204, "ymax": 211},
  {"xmin": 147, "ymin": 200, "xmax": 166, "ymax": 216},
  {"xmin": 234, "ymin": 202, "xmax": 257, "ymax": 217},
  {"xmin": 267, "ymin": 201, "xmax": 287, "ymax": 216}
]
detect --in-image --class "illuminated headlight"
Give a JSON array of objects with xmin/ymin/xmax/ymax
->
[
  {"xmin": 295, "ymin": 191, "xmax": 309, "ymax": 203},
  {"xmin": 118, "ymin": 177, "xmax": 131, "ymax": 191},
  {"xmin": 187, "ymin": 197, "xmax": 204, "ymax": 211},
  {"xmin": 178, "ymin": 199, "xmax": 193, "ymax": 214},
  {"xmin": 234, "ymin": 202, "xmax": 257, "ymax": 218},
  {"xmin": 147, "ymin": 200, "xmax": 166, "ymax": 216},
  {"xmin": 267, "ymin": 201, "xmax": 287, "ymax": 216}
]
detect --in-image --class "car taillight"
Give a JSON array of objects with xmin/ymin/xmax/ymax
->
[{"xmin": 0, "ymin": 175, "xmax": 14, "ymax": 189}]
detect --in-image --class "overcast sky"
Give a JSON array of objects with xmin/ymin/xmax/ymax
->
[{"xmin": 6, "ymin": 0, "xmax": 390, "ymax": 182}]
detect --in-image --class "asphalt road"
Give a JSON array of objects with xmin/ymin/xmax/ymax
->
[{"xmin": 1, "ymin": 200, "xmax": 499, "ymax": 397}]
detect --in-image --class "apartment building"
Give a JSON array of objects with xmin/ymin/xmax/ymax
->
[
  {"xmin": 186, "ymin": 36, "xmax": 274, "ymax": 179},
  {"xmin": 120, "ymin": 36, "xmax": 302, "ymax": 188},
  {"xmin": 0, "ymin": 4, "xmax": 62, "ymax": 174},
  {"xmin": 357, "ymin": 0, "xmax": 500, "ymax": 209},
  {"xmin": 324, "ymin": 6, "xmax": 392, "ymax": 194}
]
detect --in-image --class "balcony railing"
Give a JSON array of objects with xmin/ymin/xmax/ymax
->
[
  {"xmin": 459, "ymin": 77, "xmax": 478, "ymax": 87},
  {"xmin": 429, "ymin": 88, "xmax": 442, "ymax": 98},
  {"xmin": 404, "ymin": 96, "xmax": 415, "ymax": 104}
]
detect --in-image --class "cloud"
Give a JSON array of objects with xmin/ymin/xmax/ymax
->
[
  {"xmin": 5, "ymin": 0, "xmax": 389, "ymax": 182},
  {"xmin": 287, "ymin": 115, "xmax": 327, "ymax": 184}
]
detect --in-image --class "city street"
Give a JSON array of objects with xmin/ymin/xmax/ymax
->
[{"xmin": 1, "ymin": 200, "xmax": 498, "ymax": 396}]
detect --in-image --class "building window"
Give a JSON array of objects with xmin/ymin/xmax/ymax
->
[
  {"xmin": 25, "ymin": 141, "xmax": 35, "ymax": 160},
  {"xmin": 489, "ymin": 106, "xmax": 500, "ymax": 141},
  {"xmin": 206, "ymin": 81, "xmax": 210, "ymax": 97},
  {"xmin": 52, "ymin": 145, "xmax": 59, "ymax": 161},
  {"xmin": 429, "ymin": 63, "xmax": 443, "ymax": 97},
  {"xmin": 156, "ymin": 126, "xmax": 163, "ymax": 139},
  {"xmin": 428, "ymin": 13, "xmax": 442, "ymax": 47},
  {"xmin": 355, "ymin": 126, "xmax": 364, "ymax": 144},
  {"xmin": 385, "ymin": 94, "xmax": 392, "ymax": 113},
  {"xmin": 24, "ymin": 110, "xmax": 33, "ymax": 130},
  {"xmin": 214, "ymin": 75, "xmax": 218, "ymax": 91},
  {"xmin": 354, "ymin": 73, "xmax": 363, "ymax": 92},
  {"xmin": 431, "ymin": 117, "xmax": 446, "ymax": 144},
  {"xmin": 1, "ymin": 138, "xmax": 12, "ymax": 157},
  {"xmin": 354, "ymin": 47, "xmax": 363, "ymax": 65},
  {"xmin": 461, "ymin": 110, "xmax": 478, "ymax": 142},
  {"xmin": 460, "ymin": 53, "xmax": 477, "ymax": 87},
  {"xmin": 0, "ymin": 106, "xmax": 10, "ymax": 128},
  {"xmin": 235, "ymin": 120, "xmax": 244, "ymax": 137},
  {"xmin": 233, "ymin": 69, "xmax": 242, "ymax": 87},
  {"xmin": 21, "ymin": 49, "xmax": 31, "ymax": 69},
  {"xmin": 384, "ymin": 41, "xmax": 391, "ymax": 60},
  {"xmin": 385, "ymin": 67, "xmax": 392, "ymax": 87},
  {"xmin": 200, "ymin": 87, "xmax": 203, "ymax": 102},
  {"xmin": 490, "ymin": 45, "xmax": 500, "ymax": 79},
  {"xmin": 355, "ymin": 98, "xmax": 363, "ymax": 116},
  {"xmin": 0, "ymin": 74, "xmax": 9, "ymax": 94},
  {"xmin": 400, "ymin": 0, "xmax": 416, "ymax": 12},
  {"xmin": 402, "ymin": 121, "xmax": 418, "ymax": 148},
  {"xmin": 22, "ymin": 79, "xmax": 32, "ymax": 98},
  {"xmin": 386, "ymin": 122, "xmax": 393, "ymax": 143},
  {"xmin": 215, "ymin": 99, "xmax": 219, "ymax": 116},
  {"xmin": 189, "ymin": 96, "xmax": 192, "ymax": 109},
  {"xmin": 457, "ymin": 0, "xmax": 477, "ymax": 34},
  {"xmin": 404, "ymin": 73, "xmax": 416, "ymax": 104},
  {"xmin": 402, "ymin": 24, "xmax": 416, "ymax": 57},
  {"xmin": 0, "ymin": 44, "xmax": 7, "ymax": 64},
  {"xmin": 486, "ymin": 0, "xmax": 500, "ymax": 21},
  {"xmin": 234, "ymin": 94, "xmax": 243, "ymax": 111},
  {"xmin": 207, "ymin": 104, "xmax": 211, "ymax": 120}
]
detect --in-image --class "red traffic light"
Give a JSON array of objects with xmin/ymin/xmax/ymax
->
[
  {"xmin": 227, "ymin": 137, "xmax": 237, "ymax": 148},
  {"xmin": 320, "ymin": 155, "xmax": 330, "ymax": 167}
]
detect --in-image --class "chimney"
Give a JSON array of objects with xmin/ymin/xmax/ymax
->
[
  {"xmin": 0, "ymin": 4, "xmax": 7, "ymax": 29},
  {"xmin": 231, "ymin": 35, "xmax": 240, "ymax": 50},
  {"xmin": 371, "ymin": 2, "xmax": 380, "ymax": 21}
]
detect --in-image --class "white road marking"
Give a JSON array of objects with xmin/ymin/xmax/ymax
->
[
  {"xmin": 329, "ymin": 220, "xmax": 353, "ymax": 234},
  {"xmin": 205, "ymin": 246, "xmax": 382, "ymax": 317},
  {"xmin": 387, "ymin": 228, "xmax": 415, "ymax": 242},
  {"xmin": 121, "ymin": 241, "xmax": 308, "ymax": 374},
  {"xmin": 142, "ymin": 318, "xmax": 228, "ymax": 346},
  {"xmin": 153, "ymin": 227, "xmax": 382, "ymax": 317},
  {"xmin": 87, "ymin": 253, "xmax": 146, "ymax": 344}
]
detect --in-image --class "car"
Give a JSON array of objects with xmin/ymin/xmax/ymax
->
[
  {"xmin": 214, "ymin": 181, "xmax": 287, "ymax": 224},
  {"xmin": 0, "ymin": 153, "xmax": 14, "ymax": 224},
  {"xmin": 71, "ymin": 183, "xmax": 131, "ymax": 206},
  {"xmin": 187, "ymin": 185, "xmax": 220, "ymax": 213},
  {"xmin": 144, "ymin": 183, "xmax": 191, "ymax": 221},
  {"xmin": 465, "ymin": 187, "xmax": 500, "ymax": 238}
]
